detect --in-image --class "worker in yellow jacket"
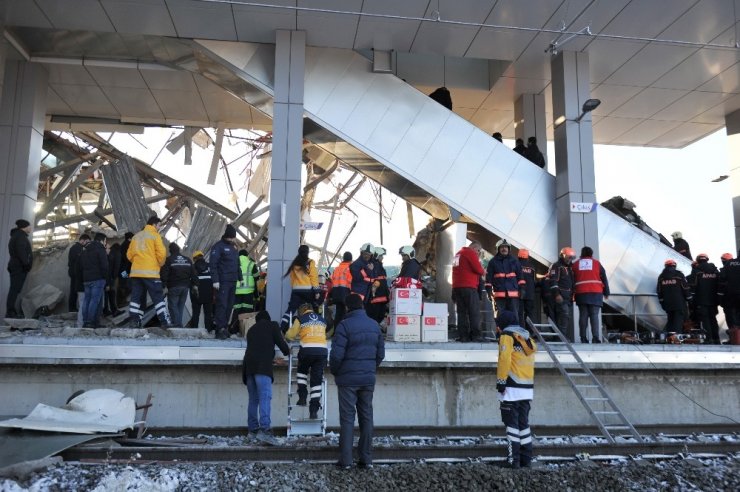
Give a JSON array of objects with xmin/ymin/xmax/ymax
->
[
  {"xmin": 126, "ymin": 216, "xmax": 173, "ymax": 328},
  {"xmin": 496, "ymin": 310, "xmax": 537, "ymax": 469},
  {"xmin": 285, "ymin": 303, "xmax": 327, "ymax": 419}
]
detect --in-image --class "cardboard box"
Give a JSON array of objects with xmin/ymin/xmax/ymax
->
[
  {"xmin": 422, "ymin": 315, "xmax": 449, "ymax": 342},
  {"xmin": 423, "ymin": 303, "xmax": 448, "ymax": 317},
  {"xmin": 238, "ymin": 312, "xmax": 258, "ymax": 338},
  {"xmin": 389, "ymin": 288, "xmax": 423, "ymax": 315},
  {"xmin": 387, "ymin": 314, "xmax": 421, "ymax": 342}
]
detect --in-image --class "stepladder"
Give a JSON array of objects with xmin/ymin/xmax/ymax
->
[
  {"xmin": 527, "ymin": 317, "xmax": 644, "ymax": 444},
  {"xmin": 286, "ymin": 343, "xmax": 328, "ymax": 437}
]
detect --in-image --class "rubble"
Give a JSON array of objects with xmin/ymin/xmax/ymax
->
[
  {"xmin": 3, "ymin": 319, "xmax": 40, "ymax": 330},
  {"xmin": 109, "ymin": 328, "xmax": 148, "ymax": 339},
  {"xmin": 167, "ymin": 328, "xmax": 211, "ymax": 339},
  {"xmin": 20, "ymin": 284, "xmax": 64, "ymax": 320}
]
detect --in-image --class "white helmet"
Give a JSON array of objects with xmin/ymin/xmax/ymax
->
[
  {"xmin": 360, "ymin": 242, "xmax": 374, "ymax": 254},
  {"xmin": 495, "ymin": 239, "xmax": 511, "ymax": 250},
  {"xmin": 671, "ymin": 231, "xmax": 682, "ymax": 239},
  {"xmin": 399, "ymin": 246, "xmax": 415, "ymax": 258},
  {"xmin": 373, "ymin": 246, "xmax": 387, "ymax": 257}
]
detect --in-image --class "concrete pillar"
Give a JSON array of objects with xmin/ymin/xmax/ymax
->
[
  {"xmin": 266, "ymin": 31, "xmax": 305, "ymax": 321},
  {"xmin": 514, "ymin": 93, "xmax": 547, "ymax": 165},
  {"xmin": 0, "ymin": 61, "xmax": 48, "ymax": 316},
  {"xmin": 435, "ymin": 221, "xmax": 468, "ymax": 323},
  {"xmin": 725, "ymin": 109, "xmax": 740, "ymax": 251}
]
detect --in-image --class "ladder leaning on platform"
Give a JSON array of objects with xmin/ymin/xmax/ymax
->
[
  {"xmin": 286, "ymin": 343, "xmax": 328, "ymax": 437},
  {"xmin": 527, "ymin": 318, "xmax": 644, "ymax": 444}
]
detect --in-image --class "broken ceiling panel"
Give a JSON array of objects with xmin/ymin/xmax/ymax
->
[
  {"xmin": 183, "ymin": 206, "xmax": 228, "ymax": 257},
  {"xmin": 101, "ymin": 157, "xmax": 153, "ymax": 233}
]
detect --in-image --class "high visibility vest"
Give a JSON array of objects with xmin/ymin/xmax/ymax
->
[
  {"xmin": 236, "ymin": 255, "xmax": 256, "ymax": 294},
  {"xmin": 331, "ymin": 262, "xmax": 352, "ymax": 289},
  {"xmin": 572, "ymin": 257, "xmax": 605, "ymax": 295}
]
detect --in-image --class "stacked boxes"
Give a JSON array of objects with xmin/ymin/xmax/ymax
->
[
  {"xmin": 387, "ymin": 288, "xmax": 422, "ymax": 341},
  {"xmin": 421, "ymin": 303, "xmax": 449, "ymax": 342}
]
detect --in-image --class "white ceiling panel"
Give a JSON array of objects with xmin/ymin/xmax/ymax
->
[
  {"xmin": 102, "ymin": 87, "xmax": 164, "ymax": 119},
  {"xmin": 165, "ymin": 0, "xmax": 237, "ymax": 40},
  {"xmin": 648, "ymin": 121, "xmax": 722, "ymax": 147},
  {"xmin": 592, "ymin": 116, "xmax": 642, "ymax": 143},
  {"xmin": 3, "ymin": 1, "xmax": 53, "ymax": 28},
  {"xmin": 692, "ymin": 93, "xmax": 740, "ymax": 123},
  {"xmin": 651, "ymin": 91, "xmax": 730, "ymax": 122},
  {"xmin": 615, "ymin": 119, "xmax": 683, "ymax": 146},
  {"xmin": 100, "ymin": 0, "xmax": 177, "ymax": 36},
  {"xmin": 469, "ymin": 108, "xmax": 514, "ymax": 135},
  {"xmin": 600, "ymin": 0, "xmax": 697, "ymax": 38},
  {"xmin": 611, "ymin": 87, "xmax": 688, "ymax": 118},
  {"xmin": 192, "ymin": 74, "xmax": 226, "ymax": 94},
  {"xmin": 297, "ymin": 1, "xmax": 362, "ymax": 49},
  {"xmin": 568, "ymin": 0, "xmax": 631, "ymax": 37},
  {"xmin": 466, "ymin": 29, "xmax": 538, "ymax": 61},
  {"xmin": 151, "ymin": 89, "xmax": 207, "ymax": 120},
  {"xmin": 85, "ymin": 66, "xmax": 148, "ymax": 89},
  {"xmin": 456, "ymin": 107, "xmax": 476, "ymax": 122},
  {"xmin": 486, "ymin": 0, "xmax": 568, "ymax": 29},
  {"xmin": 140, "ymin": 70, "xmax": 198, "ymax": 91},
  {"xmin": 482, "ymin": 77, "xmax": 550, "ymax": 110},
  {"xmin": 657, "ymin": 0, "xmax": 734, "ymax": 44},
  {"xmin": 46, "ymin": 87, "xmax": 74, "ymax": 114},
  {"xmin": 361, "ymin": 0, "xmax": 428, "ymax": 16},
  {"xmin": 250, "ymin": 107, "xmax": 272, "ymax": 126},
  {"xmin": 698, "ymin": 62, "xmax": 740, "ymax": 93},
  {"xmin": 36, "ymin": 0, "xmax": 115, "ymax": 31},
  {"xmin": 503, "ymin": 33, "xmax": 585, "ymax": 80},
  {"xmin": 652, "ymin": 48, "xmax": 739, "ymax": 91},
  {"xmin": 44, "ymin": 64, "xmax": 97, "ymax": 86},
  {"xmin": 354, "ymin": 18, "xmax": 420, "ymax": 51},
  {"xmin": 425, "ymin": 0, "xmax": 494, "ymax": 23},
  {"xmin": 199, "ymin": 91, "xmax": 254, "ymax": 124},
  {"xmin": 586, "ymin": 39, "xmax": 644, "ymax": 85},
  {"xmin": 51, "ymin": 84, "xmax": 118, "ymax": 117},
  {"xmin": 232, "ymin": 1, "xmax": 297, "ymax": 43},
  {"xmin": 449, "ymin": 88, "xmax": 491, "ymax": 109},
  {"xmin": 411, "ymin": 23, "xmax": 481, "ymax": 57},
  {"xmin": 590, "ymin": 84, "xmax": 643, "ymax": 116},
  {"xmin": 605, "ymin": 44, "xmax": 697, "ymax": 87}
]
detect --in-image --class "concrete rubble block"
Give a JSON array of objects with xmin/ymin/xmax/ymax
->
[
  {"xmin": 0, "ymin": 326, "xmax": 11, "ymax": 333},
  {"xmin": 61, "ymin": 327, "xmax": 97, "ymax": 337},
  {"xmin": 94, "ymin": 328, "xmax": 111, "ymax": 336},
  {"xmin": 20, "ymin": 284, "xmax": 64, "ymax": 319},
  {"xmin": 41, "ymin": 327, "xmax": 64, "ymax": 336},
  {"xmin": 4, "ymin": 318, "xmax": 40, "ymax": 330},
  {"xmin": 55, "ymin": 312, "xmax": 80, "ymax": 321},
  {"xmin": 110, "ymin": 328, "xmax": 148, "ymax": 338},
  {"xmin": 167, "ymin": 327, "xmax": 209, "ymax": 339},
  {"xmin": 147, "ymin": 327, "xmax": 168, "ymax": 337}
]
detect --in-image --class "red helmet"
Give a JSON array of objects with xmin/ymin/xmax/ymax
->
[
  {"xmin": 560, "ymin": 247, "xmax": 575, "ymax": 259},
  {"xmin": 696, "ymin": 253, "xmax": 709, "ymax": 262},
  {"xmin": 721, "ymin": 253, "xmax": 733, "ymax": 261},
  {"xmin": 518, "ymin": 248, "xmax": 530, "ymax": 259},
  {"xmin": 664, "ymin": 259, "xmax": 677, "ymax": 267}
]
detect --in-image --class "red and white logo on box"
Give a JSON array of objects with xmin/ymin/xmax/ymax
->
[
  {"xmin": 397, "ymin": 316, "xmax": 410, "ymax": 324},
  {"xmin": 398, "ymin": 290, "xmax": 410, "ymax": 298},
  {"xmin": 424, "ymin": 317, "xmax": 436, "ymax": 325}
]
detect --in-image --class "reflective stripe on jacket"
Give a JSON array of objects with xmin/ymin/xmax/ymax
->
[
  {"xmin": 572, "ymin": 257, "xmax": 608, "ymax": 295},
  {"xmin": 331, "ymin": 261, "xmax": 352, "ymax": 289},
  {"xmin": 236, "ymin": 255, "xmax": 257, "ymax": 294},
  {"xmin": 127, "ymin": 225, "xmax": 166, "ymax": 278}
]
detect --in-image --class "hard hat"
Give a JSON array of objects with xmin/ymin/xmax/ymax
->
[
  {"xmin": 560, "ymin": 247, "xmax": 576, "ymax": 258},
  {"xmin": 696, "ymin": 253, "xmax": 709, "ymax": 262},
  {"xmin": 671, "ymin": 231, "xmax": 682, "ymax": 239},
  {"xmin": 495, "ymin": 239, "xmax": 510, "ymax": 250},
  {"xmin": 360, "ymin": 242, "xmax": 374, "ymax": 254},
  {"xmin": 298, "ymin": 303, "xmax": 314, "ymax": 315},
  {"xmin": 193, "ymin": 250, "xmax": 204, "ymax": 259},
  {"xmin": 518, "ymin": 249, "xmax": 530, "ymax": 259},
  {"xmin": 373, "ymin": 246, "xmax": 387, "ymax": 257},
  {"xmin": 721, "ymin": 253, "xmax": 733, "ymax": 261},
  {"xmin": 399, "ymin": 246, "xmax": 415, "ymax": 258},
  {"xmin": 664, "ymin": 259, "xmax": 677, "ymax": 267}
]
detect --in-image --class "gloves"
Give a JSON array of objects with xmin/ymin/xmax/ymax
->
[
  {"xmin": 213, "ymin": 282, "xmax": 220, "ymax": 290},
  {"xmin": 120, "ymin": 271, "xmax": 128, "ymax": 279},
  {"xmin": 496, "ymin": 383, "xmax": 507, "ymax": 394}
]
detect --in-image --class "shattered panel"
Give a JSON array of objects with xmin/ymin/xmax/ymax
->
[
  {"xmin": 183, "ymin": 206, "xmax": 228, "ymax": 258},
  {"xmin": 101, "ymin": 157, "xmax": 153, "ymax": 233}
]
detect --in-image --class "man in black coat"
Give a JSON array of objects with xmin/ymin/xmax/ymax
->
[
  {"xmin": 6, "ymin": 219, "xmax": 33, "ymax": 318},
  {"xmin": 525, "ymin": 136, "xmax": 546, "ymax": 168},
  {"xmin": 80, "ymin": 233, "xmax": 108, "ymax": 328},
  {"xmin": 691, "ymin": 254, "xmax": 720, "ymax": 343},
  {"xmin": 118, "ymin": 231, "xmax": 134, "ymax": 305},
  {"xmin": 210, "ymin": 224, "xmax": 241, "ymax": 339},
  {"xmin": 68, "ymin": 234, "xmax": 90, "ymax": 311},
  {"xmin": 161, "ymin": 242, "xmax": 197, "ymax": 327},
  {"xmin": 657, "ymin": 259, "xmax": 691, "ymax": 336},
  {"xmin": 242, "ymin": 311, "xmax": 290, "ymax": 437},
  {"xmin": 188, "ymin": 251, "xmax": 214, "ymax": 330},
  {"xmin": 330, "ymin": 294, "xmax": 385, "ymax": 469}
]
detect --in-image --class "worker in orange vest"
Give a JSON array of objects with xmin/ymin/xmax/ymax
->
[{"xmin": 330, "ymin": 252, "xmax": 353, "ymax": 327}]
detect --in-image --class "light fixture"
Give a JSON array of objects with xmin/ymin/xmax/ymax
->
[
  {"xmin": 554, "ymin": 99, "xmax": 601, "ymax": 127},
  {"xmin": 712, "ymin": 175, "xmax": 729, "ymax": 183}
]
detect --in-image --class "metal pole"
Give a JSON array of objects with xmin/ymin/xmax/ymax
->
[
  {"xmin": 378, "ymin": 187, "xmax": 383, "ymax": 245},
  {"xmin": 319, "ymin": 192, "xmax": 340, "ymax": 268}
]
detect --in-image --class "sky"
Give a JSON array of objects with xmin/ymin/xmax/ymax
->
[{"xmin": 102, "ymin": 125, "xmax": 736, "ymax": 269}]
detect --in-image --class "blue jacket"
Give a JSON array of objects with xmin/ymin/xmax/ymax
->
[
  {"xmin": 486, "ymin": 254, "xmax": 523, "ymax": 298},
  {"xmin": 330, "ymin": 309, "xmax": 385, "ymax": 387},
  {"xmin": 349, "ymin": 257, "xmax": 373, "ymax": 298},
  {"xmin": 209, "ymin": 239, "xmax": 241, "ymax": 284}
]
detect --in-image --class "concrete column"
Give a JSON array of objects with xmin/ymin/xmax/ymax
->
[
  {"xmin": 0, "ymin": 61, "xmax": 48, "ymax": 316},
  {"xmin": 514, "ymin": 93, "xmax": 547, "ymax": 165},
  {"xmin": 435, "ymin": 221, "xmax": 468, "ymax": 323},
  {"xmin": 266, "ymin": 31, "xmax": 305, "ymax": 320},
  {"xmin": 725, "ymin": 109, "xmax": 740, "ymax": 251}
]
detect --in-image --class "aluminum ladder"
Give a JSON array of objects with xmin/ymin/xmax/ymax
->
[
  {"xmin": 527, "ymin": 317, "xmax": 644, "ymax": 444},
  {"xmin": 286, "ymin": 343, "xmax": 328, "ymax": 437}
]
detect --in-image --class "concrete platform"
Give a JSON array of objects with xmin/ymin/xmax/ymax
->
[{"xmin": 0, "ymin": 336, "xmax": 737, "ymax": 429}]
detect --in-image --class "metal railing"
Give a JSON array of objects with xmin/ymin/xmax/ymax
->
[{"xmin": 602, "ymin": 293, "xmax": 666, "ymax": 333}]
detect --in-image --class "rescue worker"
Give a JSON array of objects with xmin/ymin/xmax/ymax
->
[
  {"xmin": 280, "ymin": 245, "xmax": 319, "ymax": 332},
  {"xmin": 548, "ymin": 247, "xmax": 575, "ymax": 340},
  {"xmin": 80, "ymin": 232, "xmax": 108, "ymax": 328},
  {"xmin": 452, "ymin": 241, "xmax": 485, "ymax": 342},
  {"xmin": 126, "ymin": 216, "xmax": 173, "ymax": 328},
  {"xmin": 691, "ymin": 253, "xmax": 720, "ymax": 343},
  {"xmin": 118, "ymin": 231, "xmax": 134, "ymax": 306},
  {"xmin": 525, "ymin": 136, "xmax": 546, "ymax": 168},
  {"xmin": 572, "ymin": 246, "xmax": 610, "ymax": 343},
  {"xmin": 718, "ymin": 253, "xmax": 740, "ymax": 330},
  {"xmin": 5, "ymin": 219, "xmax": 33, "ymax": 318},
  {"xmin": 671, "ymin": 231, "xmax": 692, "ymax": 260},
  {"xmin": 210, "ymin": 224, "xmax": 241, "ymax": 340},
  {"xmin": 160, "ymin": 242, "xmax": 197, "ymax": 327},
  {"xmin": 517, "ymin": 249, "xmax": 538, "ymax": 325},
  {"xmin": 496, "ymin": 310, "xmax": 537, "ymax": 469},
  {"xmin": 285, "ymin": 303, "xmax": 328, "ymax": 420},
  {"xmin": 231, "ymin": 250, "xmax": 258, "ymax": 330},
  {"xmin": 330, "ymin": 252, "xmax": 353, "ymax": 327},
  {"xmin": 188, "ymin": 251, "xmax": 213, "ymax": 330},
  {"xmin": 486, "ymin": 239, "xmax": 524, "ymax": 323},
  {"xmin": 396, "ymin": 245, "xmax": 422, "ymax": 285},
  {"xmin": 350, "ymin": 243, "xmax": 375, "ymax": 302},
  {"xmin": 657, "ymin": 259, "xmax": 691, "ymax": 336},
  {"xmin": 254, "ymin": 272, "xmax": 267, "ymax": 312},
  {"xmin": 68, "ymin": 234, "xmax": 90, "ymax": 312},
  {"xmin": 366, "ymin": 246, "xmax": 389, "ymax": 323}
]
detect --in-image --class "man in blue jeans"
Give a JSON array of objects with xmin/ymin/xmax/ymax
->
[
  {"xmin": 80, "ymin": 233, "xmax": 108, "ymax": 328},
  {"xmin": 160, "ymin": 242, "xmax": 197, "ymax": 327},
  {"xmin": 242, "ymin": 311, "xmax": 290, "ymax": 438},
  {"xmin": 329, "ymin": 294, "xmax": 385, "ymax": 469}
]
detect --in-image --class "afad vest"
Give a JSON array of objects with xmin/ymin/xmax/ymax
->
[
  {"xmin": 236, "ymin": 256, "xmax": 256, "ymax": 294},
  {"xmin": 572, "ymin": 257, "xmax": 604, "ymax": 295}
]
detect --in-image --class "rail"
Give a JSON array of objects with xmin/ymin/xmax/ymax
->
[{"xmin": 602, "ymin": 292, "xmax": 666, "ymax": 334}]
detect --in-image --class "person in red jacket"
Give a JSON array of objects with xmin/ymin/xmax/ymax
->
[
  {"xmin": 572, "ymin": 246, "xmax": 610, "ymax": 343},
  {"xmin": 452, "ymin": 241, "xmax": 485, "ymax": 342}
]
